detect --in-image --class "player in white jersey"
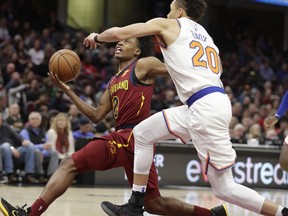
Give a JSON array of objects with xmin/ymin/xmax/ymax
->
[
  {"xmin": 264, "ymin": 90, "xmax": 288, "ymax": 172},
  {"xmin": 83, "ymin": 0, "xmax": 288, "ymax": 215}
]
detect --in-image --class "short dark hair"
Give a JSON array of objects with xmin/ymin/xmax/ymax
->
[
  {"xmin": 136, "ymin": 36, "xmax": 155, "ymax": 59},
  {"xmin": 176, "ymin": 0, "xmax": 207, "ymax": 21}
]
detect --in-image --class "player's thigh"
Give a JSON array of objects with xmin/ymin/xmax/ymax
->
[
  {"xmin": 133, "ymin": 105, "xmax": 190, "ymax": 144},
  {"xmin": 187, "ymin": 93, "xmax": 236, "ymax": 169},
  {"xmin": 72, "ymin": 138, "xmax": 121, "ymax": 172}
]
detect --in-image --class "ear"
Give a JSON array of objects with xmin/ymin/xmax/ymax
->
[
  {"xmin": 178, "ymin": 8, "xmax": 185, "ymax": 18},
  {"xmin": 134, "ymin": 48, "xmax": 141, "ymax": 57}
]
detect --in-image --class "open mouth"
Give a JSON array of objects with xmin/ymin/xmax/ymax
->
[{"xmin": 115, "ymin": 47, "xmax": 122, "ymax": 54}]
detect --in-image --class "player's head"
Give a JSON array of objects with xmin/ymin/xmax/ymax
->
[
  {"xmin": 136, "ymin": 36, "xmax": 154, "ymax": 59},
  {"xmin": 114, "ymin": 36, "xmax": 154, "ymax": 61},
  {"xmin": 168, "ymin": 0, "xmax": 207, "ymax": 21}
]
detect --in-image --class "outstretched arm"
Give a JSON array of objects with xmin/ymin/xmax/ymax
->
[
  {"xmin": 83, "ymin": 18, "xmax": 171, "ymax": 49},
  {"xmin": 48, "ymin": 72, "xmax": 112, "ymax": 124}
]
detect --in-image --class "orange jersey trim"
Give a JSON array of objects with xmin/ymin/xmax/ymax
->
[{"xmin": 162, "ymin": 110, "xmax": 187, "ymax": 144}]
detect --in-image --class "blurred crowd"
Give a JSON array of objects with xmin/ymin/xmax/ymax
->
[{"xmin": 0, "ymin": 0, "xmax": 287, "ymax": 183}]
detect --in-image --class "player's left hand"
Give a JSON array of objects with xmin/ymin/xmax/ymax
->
[
  {"xmin": 264, "ymin": 115, "xmax": 278, "ymax": 128},
  {"xmin": 83, "ymin": 32, "xmax": 98, "ymax": 49}
]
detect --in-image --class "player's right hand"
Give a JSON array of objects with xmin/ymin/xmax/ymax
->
[
  {"xmin": 264, "ymin": 115, "xmax": 278, "ymax": 128},
  {"xmin": 48, "ymin": 72, "xmax": 70, "ymax": 92}
]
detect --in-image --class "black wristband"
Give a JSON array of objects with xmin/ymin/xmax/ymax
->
[{"xmin": 94, "ymin": 34, "xmax": 102, "ymax": 44}]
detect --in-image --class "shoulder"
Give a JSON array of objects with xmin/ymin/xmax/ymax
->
[
  {"xmin": 20, "ymin": 128, "xmax": 28, "ymax": 134},
  {"xmin": 147, "ymin": 17, "xmax": 176, "ymax": 27},
  {"xmin": 135, "ymin": 57, "xmax": 160, "ymax": 75},
  {"xmin": 2, "ymin": 124, "xmax": 12, "ymax": 131},
  {"xmin": 47, "ymin": 128, "xmax": 56, "ymax": 135},
  {"xmin": 136, "ymin": 57, "xmax": 159, "ymax": 68}
]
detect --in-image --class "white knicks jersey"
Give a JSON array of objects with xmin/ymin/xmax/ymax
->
[{"xmin": 160, "ymin": 17, "xmax": 223, "ymax": 104}]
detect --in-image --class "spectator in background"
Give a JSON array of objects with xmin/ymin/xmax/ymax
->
[
  {"xmin": 264, "ymin": 128, "xmax": 281, "ymax": 146},
  {"xmin": 81, "ymin": 54, "xmax": 98, "ymax": 81},
  {"xmin": 0, "ymin": 17, "xmax": 10, "ymax": 42},
  {"xmin": 0, "ymin": 92, "xmax": 8, "ymax": 119},
  {"xmin": 28, "ymin": 39, "xmax": 44, "ymax": 74},
  {"xmin": 162, "ymin": 89, "xmax": 176, "ymax": 109},
  {"xmin": 25, "ymin": 78, "xmax": 43, "ymax": 102},
  {"xmin": 79, "ymin": 84, "xmax": 95, "ymax": 106},
  {"xmin": 73, "ymin": 116, "xmax": 95, "ymax": 153},
  {"xmin": 7, "ymin": 76, "xmax": 28, "ymax": 120},
  {"xmin": 73, "ymin": 116, "xmax": 94, "ymax": 139},
  {"xmin": 0, "ymin": 113, "xmax": 37, "ymax": 184},
  {"xmin": 47, "ymin": 112, "xmax": 74, "ymax": 160},
  {"xmin": 229, "ymin": 116, "xmax": 239, "ymax": 135},
  {"xmin": 5, "ymin": 71, "xmax": 22, "ymax": 91},
  {"xmin": 94, "ymin": 112, "xmax": 114, "ymax": 136},
  {"xmin": 20, "ymin": 111, "xmax": 58, "ymax": 181},
  {"xmin": 2, "ymin": 62, "xmax": 16, "ymax": 86},
  {"xmin": 49, "ymin": 89, "xmax": 70, "ymax": 112},
  {"xmin": 5, "ymin": 103, "xmax": 24, "ymax": 133},
  {"xmin": 259, "ymin": 58, "xmax": 275, "ymax": 81},
  {"xmin": 67, "ymin": 104, "xmax": 81, "ymax": 131},
  {"xmin": 246, "ymin": 123, "xmax": 263, "ymax": 146},
  {"xmin": 230, "ymin": 123, "xmax": 247, "ymax": 144},
  {"xmin": 232, "ymin": 102, "xmax": 243, "ymax": 121}
]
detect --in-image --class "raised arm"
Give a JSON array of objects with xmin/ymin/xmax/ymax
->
[{"xmin": 83, "ymin": 18, "xmax": 177, "ymax": 49}]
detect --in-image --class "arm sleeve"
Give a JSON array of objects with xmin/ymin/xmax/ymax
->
[{"xmin": 275, "ymin": 90, "xmax": 288, "ymax": 119}]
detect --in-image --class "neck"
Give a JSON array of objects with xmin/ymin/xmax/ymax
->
[
  {"xmin": 58, "ymin": 128, "xmax": 65, "ymax": 133},
  {"xmin": 118, "ymin": 58, "xmax": 137, "ymax": 72}
]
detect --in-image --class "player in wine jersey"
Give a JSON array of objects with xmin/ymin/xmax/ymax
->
[
  {"xmin": 0, "ymin": 36, "xmax": 226, "ymax": 216},
  {"xmin": 264, "ymin": 90, "xmax": 288, "ymax": 171},
  {"xmin": 82, "ymin": 0, "xmax": 288, "ymax": 216}
]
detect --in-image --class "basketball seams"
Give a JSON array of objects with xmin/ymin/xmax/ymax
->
[
  {"xmin": 48, "ymin": 52, "xmax": 61, "ymax": 73},
  {"xmin": 57, "ymin": 55, "xmax": 65, "ymax": 81},
  {"xmin": 61, "ymin": 52, "xmax": 80, "ymax": 78},
  {"xmin": 49, "ymin": 49, "xmax": 81, "ymax": 82},
  {"xmin": 58, "ymin": 51, "xmax": 73, "ymax": 81}
]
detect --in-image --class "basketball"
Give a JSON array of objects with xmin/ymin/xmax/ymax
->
[{"xmin": 49, "ymin": 49, "xmax": 81, "ymax": 82}]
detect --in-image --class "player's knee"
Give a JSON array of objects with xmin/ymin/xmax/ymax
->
[
  {"xmin": 209, "ymin": 179, "xmax": 231, "ymax": 200},
  {"xmin": 59, "ymin": 156, "xmax": 77, "ymax": 173},
  {"xmin": 279, "ymin": 158, "xmax": 288, "ymax": 172},
  {"xmin": 133, "ymin": 125, "xmax": 144, "ymax": 140},
  {"xmin": 211, "ymin": 186, "xmax": 225, "ymax": 200}
]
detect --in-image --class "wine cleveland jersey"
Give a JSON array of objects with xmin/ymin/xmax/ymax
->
[{"xmin": 108, "ymin": 60, "xmax": 155, "ymax": 130}]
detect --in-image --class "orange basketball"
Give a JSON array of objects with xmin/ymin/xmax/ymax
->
[{"xmin": 49, "ymin": 49, "xmax": 81, "ymax": 82}]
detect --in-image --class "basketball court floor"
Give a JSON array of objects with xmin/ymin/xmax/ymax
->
[{"xmin": 0, "ymin": 184, "xmax": 287, "ymax": 215}]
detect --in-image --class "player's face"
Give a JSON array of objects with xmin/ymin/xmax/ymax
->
[
  {"xmin": 114, "ymin": 38, "xmax": 141, "ymax": 61},
  {"xmin": 167, "ymin": 0, "xmax": 181, "ymax": 19}
]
